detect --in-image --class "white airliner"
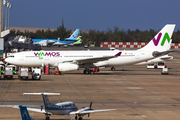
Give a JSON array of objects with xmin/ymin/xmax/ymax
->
[
  {"xmin": 5, "ymin": 24, "xmax": 175, "ymax": 74},
  {"xmin": 13, "ymin": 93, "xmax": 116, "ymax": 120}
]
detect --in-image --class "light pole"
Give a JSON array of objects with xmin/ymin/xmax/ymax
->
[
  {"xmin": 8, "ymin": 3, "xmax": 11, "ymax": 30},
  {"xmin": 2, "ymin": 0, "xmax": 11, "ymax": 31},
  {"xmin": 2, "ymin": 0, "xmax": 7, "ymax": 31}
]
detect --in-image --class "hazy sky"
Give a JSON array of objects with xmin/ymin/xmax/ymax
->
[{"xmin": 7, "ymin": 0, "xmax": 180, "ymax": 31}]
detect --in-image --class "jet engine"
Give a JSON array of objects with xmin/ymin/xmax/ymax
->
[{"xmin": 58, "ymin": 63, "xmax": 79, "ymax": 71}]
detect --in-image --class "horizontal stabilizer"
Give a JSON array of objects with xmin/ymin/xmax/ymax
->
[
  {"xmin": 152, "ymin": 50, "xmax": 173, "ymax": 57},
  {"xmin": 23, "ymin": 93, "xmax": 60, "ymax": 96},
  {"xmin": 160, "ymin": 56, "xmax": 173, "ymax": 60}
]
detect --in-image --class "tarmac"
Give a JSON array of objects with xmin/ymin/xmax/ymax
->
[{"xmin": 0, "ymin": 50, "xmax": 180, "ymax": 120}]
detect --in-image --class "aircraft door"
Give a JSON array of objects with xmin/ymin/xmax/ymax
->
[
  {"xmin": 45, "ymin": 56, "xmax": 50, "ymax": 61},
  {"xmin": 135, "ymin": 52, "xmax": 140, "ymax": 59},
  {"xmin": 19, "ymin": 54, "xmax": 24, "ymax": 61}
]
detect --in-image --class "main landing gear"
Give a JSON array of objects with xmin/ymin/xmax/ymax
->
[
  {"xmin": 83, "ymin": 68, "xmax": 99, "ymax": 74},
  {"xmin": 45, "ymin": 114, "xmax": 50, "ymax": 120},
  {"xmin": 46, "ymin": 116, "xmax": 50, "ymax": 120},
  {"xmin": 111, "ymin": 67, "xmax": 115, "ymax": 71},
  {"xmin": 75, "ymin": 115, "xmax": 83, "ymax": 120}
]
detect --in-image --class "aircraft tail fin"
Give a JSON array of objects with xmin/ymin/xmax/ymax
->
[
  {"xmin": 139, "ymin": 24, "xmax": 175, "ymax": 52},
  {"xmin": 68, "ymin": 29, "xmax": 79, "ymax": 40},
  {"xmin": 23, "ymin": 93, "xmax": 60, "ymax": 109},
  {"xmin": 19, "ymin": 105, "xmax": 34, "ymax": 120},
  {"xmin": 73, "ymin": 36, "xmax": 82, "ymax": 45},
  {"xmin": 57, "ymin": 37, "xmax": 60, "ymax": 42},
  {"xmin": 77, "ymin": 36, "xmax": 82, "ymax": 41}
]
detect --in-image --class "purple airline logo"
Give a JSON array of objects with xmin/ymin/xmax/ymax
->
[
  {"xmin": 34, "ymin": 52, "xmax": 60, "ymax": 57},
  {"xmin": 152, "ymin": 32, "xmax": 170, "ymax": 46},
  {"xmin": 153, "ymin": 33, "xmax": 162, "ymax": 46}
]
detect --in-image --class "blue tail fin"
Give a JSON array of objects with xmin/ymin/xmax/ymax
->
[
  {"xmin": 19, "ymin": 105, "xmax": 33, "ymax": 120},
  {"xmin": 67, "ymin": 29, "xmax": 79, "ymax": 40},
  {"xmin": 42, "ymin": 95, "xmax": 51, "ymax": 109}
]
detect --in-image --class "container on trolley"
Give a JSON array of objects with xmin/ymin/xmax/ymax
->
[
  {"xmin": 4, "ymin": 66, "xmax": 13, "ymax": 79},
  {"xmin": 18, "ymin": 68, "xmax": 29, "ymax": 80}
]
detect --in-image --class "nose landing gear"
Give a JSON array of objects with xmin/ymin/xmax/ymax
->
[
  {"xmin": 45, "ymin": 114, "xmax": 51, "ymax": 120},
  {"xmin": 75, "ymin": 115, "xmax": 83, "ymax": 120}
]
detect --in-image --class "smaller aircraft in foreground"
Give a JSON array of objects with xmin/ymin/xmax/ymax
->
[{"xmin": 16, "ymin": 93, "xmax": 116, "ymax": 120}]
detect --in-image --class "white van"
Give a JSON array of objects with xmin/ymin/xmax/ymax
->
[{"xmin": 32, "ymin": 68, "xmax": 41, "ymax": 80}]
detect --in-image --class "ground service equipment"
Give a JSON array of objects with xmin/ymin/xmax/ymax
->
[
  {"xmin": 4, "ymin": 66, "xmax": 13, "ymax": 79},
  {"xmin": 162, "ymin": 68, "xmax": 169, "ymax": 75},
  {"xmin": 0, "ymin": 65, "xmax": 4, "ymax": 74},
  {"xmin": 32, "ymin": 68, "xmax": 41, "ymax": 80},
  {"xmin": 18, "ymin": 68, "xmax": 28, "ymax": 80}
]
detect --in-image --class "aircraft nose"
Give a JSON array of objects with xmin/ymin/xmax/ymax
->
[
  {"xmin": 5, "ymin": 57, "xmax": 10, "ymax": 63},
  {"xmin": 4, "ymin": 58, "xmax": 8, "ymax": 62}
]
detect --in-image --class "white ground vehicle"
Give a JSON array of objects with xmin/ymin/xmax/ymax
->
[
  {"xmin": 8, "ymin": 65, "xmax": 17, "ymax": 74},
  {"xmin": 156, "ymin": 62, "xmax": 166, "ymax": 69},
  {"xmin": 4, "ymin": 66, "xmax": 13, "ymax": 79},
  {"xmin": 161, "ymin": 68, "xmax": 168, "ymax": 75},
  {"xmin": 32, "ymin": 68, "xmax": 41, "ymax": 80},
  {"xmin": 18, "ymin": 68, "xmax": 29, "ymax": 80},
  {"xmin": 0, "ymin": 65, "xmax": 4, "ymax": 75},
  {"xmin": 147, "ymin": 64, "xmax": 156, "ymax": 69},
  {"xmin": 147, "ymin": 62, "xmax": 166, "ymax": 69}
]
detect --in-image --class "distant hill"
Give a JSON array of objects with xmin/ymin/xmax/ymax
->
[{"xmin": 10, "ymin": 26, "xmax": 56, "ymax": 33}]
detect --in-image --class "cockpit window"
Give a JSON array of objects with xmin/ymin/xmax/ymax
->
[
  {"xmin": 9, "ymin": 55, "xmax": 14, "ymax": 57},
  {"xmin": 64, "ymin": 104, "xmax": 72, "ymax": 107}
]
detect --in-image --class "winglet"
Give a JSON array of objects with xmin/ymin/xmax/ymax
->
[{"xmin": 115, "ymin": 52, "xmax": 122, "ymax": 56}]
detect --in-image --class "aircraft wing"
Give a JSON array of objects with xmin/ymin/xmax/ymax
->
[
  {"xmin": 64, "ymin": 52, "xmax": 122, "ymax": 64},
  {"xmin": 12, "ymin": 106, "xmax": 52, "ymax": 114},
  {"xmin": 46, "ymin": 41, "xmax": 56, "ymax": 46},
  {"xmin": 69, "ymin": 109, "xmax": 116, "ymax": 115}
]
